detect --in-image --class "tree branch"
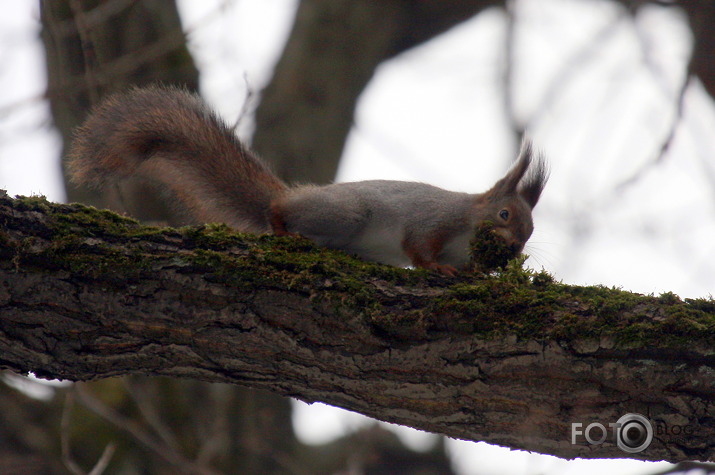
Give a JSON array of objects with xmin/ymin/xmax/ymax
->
[
  {"xmin": 253, "ymin": 0, "xmax": 502, "ymax": 184},
  {"xmin": 0, "ymin": 192, "xmax": 713, "ymax": 462}
]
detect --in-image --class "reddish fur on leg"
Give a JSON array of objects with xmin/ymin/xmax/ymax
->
[
  {"xmin": 268, "ymin": 202, "xmax": 297, "ymax": 237},
  {"xmin": 402, "ymin": 237, "xmax": 458, "ymax": 276}
]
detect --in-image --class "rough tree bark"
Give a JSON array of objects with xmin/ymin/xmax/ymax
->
[{"xmin": 1, "ymin": 192, "xmax": 713, "ymax": 463}]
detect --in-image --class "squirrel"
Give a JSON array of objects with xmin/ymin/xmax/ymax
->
[{"xmin": 68, "ymin": 85, "xmax": 548, "ymax": 276}]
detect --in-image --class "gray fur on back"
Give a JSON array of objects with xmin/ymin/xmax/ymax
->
[{"xmin": 282, "ymin": 180, "xmax": 476, "ymax": 266}]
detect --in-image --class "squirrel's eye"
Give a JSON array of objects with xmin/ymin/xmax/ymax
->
[{"xmin": 499, "ymin": 209, "xmax": 509, "ymax": 221}]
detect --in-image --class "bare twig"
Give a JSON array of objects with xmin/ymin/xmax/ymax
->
[
  {"xmin": 503, "ymin": 0, "xmax": 524, "ymax": 142},
  {"xmin": 68, "ymin": 0, "xmax": 100, "ymax": 104},
  {"xmin": 75, "ymin": 383, "xmax": 222, "ymax": 475},
  {"xmin": 614, "ymin": 2, "xmax": 694, "ymax": 193},
  {"xmin": 122, "ymin": 377, "xmax": 181, "ymax": 453},
  {"xmin": 61, "ymin": 390, "xmax": 85, "ymax": 475},
  {"xmin": 528, "ymin": 9, "xmax": 629, "ymax": 128},
  {"xmin": 613, "ymin": 75, "xmax": 691, "ymax": 193},
  {"xmin": 230, "ymin": 73, "xmax": 256, "ymax": 132},
  {"xmin": 196, "ymin": 384, "xmax": 231, "ymax": 466},
  {"xmin": 87, "ymin": 443, "xmax": 116, "ymax": 475},
  {"xmin": 62, "ymin": 388, "xmax": 116, "ymax": 475}
]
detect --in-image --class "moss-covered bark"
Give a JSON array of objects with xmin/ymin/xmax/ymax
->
[{"xmin": 0, "ymin": 192, "xmax": 713, "ymax": 462}]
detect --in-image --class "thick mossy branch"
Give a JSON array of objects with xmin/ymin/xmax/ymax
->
[
  {"xmin": 3, "ymin": 194, "xmax": 710, "ymax": 348},
  {"xmin": 0, "ymin": 192, "xmax": 713, "ymax": 462}
]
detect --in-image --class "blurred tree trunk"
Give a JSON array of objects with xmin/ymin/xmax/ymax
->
[
  {"xmin": 41, "ymin": 0, "xmax": 199, "ymax": 224},
  {"xmin": 675, "ymin": 0, "xmax": 715, "ymax": 98},
  {"xmin": 617, "ymin": 0, "xmax": 715, "ymax": 100}
]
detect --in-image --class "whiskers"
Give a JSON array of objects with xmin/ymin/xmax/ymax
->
[
  {"xmin": 523, "ymin": 246, "xmax": 554, "ymax": 270},
  {"xmin": 523, "ymin": 229, "xmax": 558, "ymax": 270}
]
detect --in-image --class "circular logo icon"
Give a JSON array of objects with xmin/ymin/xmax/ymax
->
[{"xmin": 616, "ymin": 413, "xmax": 653, "ymax": 453}]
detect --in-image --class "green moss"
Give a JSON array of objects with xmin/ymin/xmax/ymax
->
[
  {"xmin": 5, "ymin": 197, "xmax": 165, "ymax": 282},
  {"xmin": 12, "ymin": 194, "xmax": 54, "ymax": 213},
  {"xmin": 658, "ymin": 291, "xmax": 681, "ymax": 305},
  {"xmin": 468, "ymin": 222, "xmax": 518, "ymax": 272},
  {"xmin": 4, "ymin": 194, "xmax": 714, "ymax": 352},
  {"xmin": 371, "ymin": 259, "xmax": 715, "ymax": 350},
  {"xmin": 684, "ymin": 297, "xmax": 715, "ymax": 313},
  {"xmin": 53, "ymin": 205, "xmax": 169, "ymax": 242},
  {"xmin": 531, "ymin": 269, "xmax": 555, "ymax": 288},
  {"xmin": 424, "ymin": 265, "xmax": 554, "ymax": 337},
  {"xmin": 180, "ymin": 223, "xmax": 255, "ymax": 249}
]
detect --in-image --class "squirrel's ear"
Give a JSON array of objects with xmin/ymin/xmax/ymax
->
[
  {"xmin": 518, "ymin": 147, "xmax": 549, "ymax": 208},
  {"xmin": 503, "ymin": 140, "xmax": 533, "ymax": 191},
  {"xmin": 485, "ymin": 140, "xmax": 533, "ymax": 200}
]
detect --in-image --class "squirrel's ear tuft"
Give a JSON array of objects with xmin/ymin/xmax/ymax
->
[
  {"xmin": 518, "ymin": 145, "xmax": 549, "ymax": 208},
  {"xmin": 485, "ymin": 139, "xmax": 534, "ymax": 200},
  {"xmin": 503, "ymin": 140, "xmax": 533, "ymax": 192}
]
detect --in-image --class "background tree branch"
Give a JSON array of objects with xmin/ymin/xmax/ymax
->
[
  {"xmin": 1, "ymin": 192, "xmax": 713, "ymax": 463},
  {"xmin": 253, "ymin": 0, "xmax": 501, "ymax": 184},
  {"xmin": 41, "ymin": 0, "xmax": 199, "ymax": 222}
]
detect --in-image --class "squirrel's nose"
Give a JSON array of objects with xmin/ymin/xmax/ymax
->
[{"xmin": 493, "ymin": 228, "xmax": 524, "ymax": 254}]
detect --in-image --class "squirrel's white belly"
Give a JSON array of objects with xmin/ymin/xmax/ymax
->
[
  {"xmin": 438, "ymin": 229, "xmax": 472, "ymax": 269},
  {"xmin": 340, "ymin": 224, "xmax": 473, "ymax": 269},
  {"xmin": 343, "ymin": 223, "xmax": 411, "ymax": 267}
]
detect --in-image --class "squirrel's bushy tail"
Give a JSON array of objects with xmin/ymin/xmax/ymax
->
[{"xmin": 68, "ymin": 85, "xmax": 287, "ymax": 232}]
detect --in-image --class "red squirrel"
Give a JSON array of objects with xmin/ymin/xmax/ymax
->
[{"xmin": 68, "ymin": 85, "xmax": 548, "ymax": 275}]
